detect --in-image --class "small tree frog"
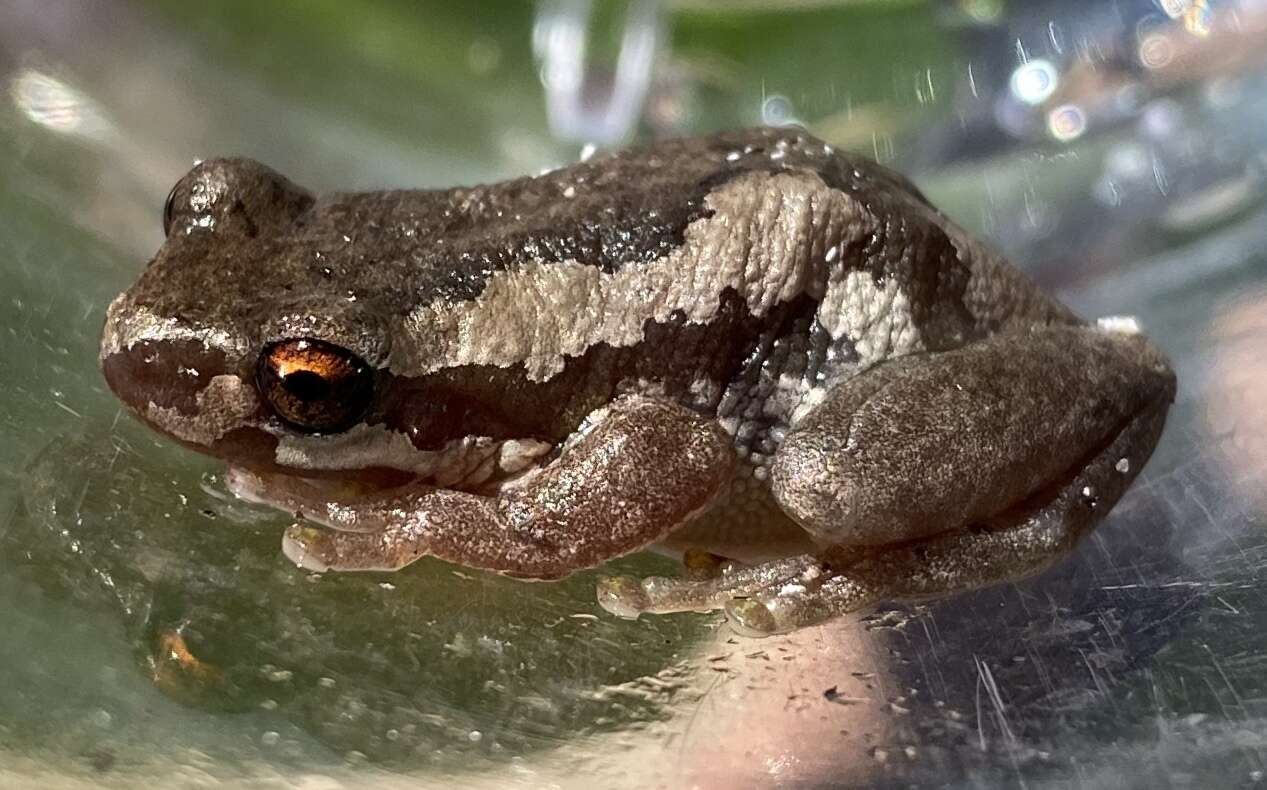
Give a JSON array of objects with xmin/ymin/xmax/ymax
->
[{"xmin": 101, "ymin": 129, "xmax": 1175, "ymax": 634}]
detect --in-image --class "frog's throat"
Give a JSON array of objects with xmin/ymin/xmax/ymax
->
[{"xmin": 269, "ymin": 424, "xmax": 553, "ymax": 492}]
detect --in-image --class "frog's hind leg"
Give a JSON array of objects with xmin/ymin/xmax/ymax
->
[
  {"xmin": 599, "ymin": 323, "xmax": 1175, "ymax": 634},
  {"xmin": 728, "ymin": 390, "xmax": 1169, "ymax": 634}
]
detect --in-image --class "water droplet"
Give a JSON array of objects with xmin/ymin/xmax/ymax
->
[
  {"xmin": 1010, "ymin": 59, "xmax": 1059, "ymax": 105},
  {"xmin": 1047, "ymin": 104, "xmax": 1087, "ymax": 142},
  {"xmin": 385, "ymin": 728, "xmax": 400, "ymax": 741},
  {"xmin": 762, "ymin": 94, "xmax": 795, "ymax": 125},
  {"xmin": 1184, "ymin": 0, "xmax": 1212, "ymax": 36},
  {"xmin": 467, "ymin": 730, "xmax": 483, "ymax": 742},
  {"xmin": 261, "ymin": 731, "xmax": 281, "ymax": 746},
  {"xmin": 1080, "ymin": 485, "xmax": 1098, "ymax": 509},
  {"xmin": 725, "ymin": 150, "xmax": 741, "ymax": 162},
  {"xmin": 1138, "ymin": 33, "xmax": 1174, "ymax": 70},
  {"xmin": 1115, "ymin": 458, "xmax": 1131, "ymax": 474}
]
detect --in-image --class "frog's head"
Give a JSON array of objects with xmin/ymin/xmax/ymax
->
[{"xmin": 101, "ymin": 159, "xmax": 550, "ymax": 491}]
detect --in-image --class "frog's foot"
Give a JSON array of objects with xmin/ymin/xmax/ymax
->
[{"xmin": 597, "ymin": 553, "xmax": 879, "ymax": 636}]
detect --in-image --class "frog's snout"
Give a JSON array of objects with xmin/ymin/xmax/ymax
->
[
  {"xmin": 101, "ymin": 335, "xmax": 229, "ymax": 418},
  {"xmin": 99, "ymin": 294, "xmax": 267, "ymax": 451}
]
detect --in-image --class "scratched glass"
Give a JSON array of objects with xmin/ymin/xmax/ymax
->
[{"xmin": 1, "ymin": 1, "xmax": 1265, "ymax": 787}]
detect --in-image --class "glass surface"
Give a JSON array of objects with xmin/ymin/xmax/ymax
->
[{"xmin": 1, "ymin": 1, "xmax": 1265, "ymax": 786}]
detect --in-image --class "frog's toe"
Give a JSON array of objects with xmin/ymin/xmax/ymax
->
[
  {"xmin": 281, "ymin": 524, "xmax": 335, "ymax": 572},
  {"xmin": 594, "ymin": 554, "xmax": 833, "ymax": 622},
  {"xmin": 595, "ymin": 575, "xmax": 651, "ymax": 619},
  {"xmin": 595, "ymin": 573, "xmax": 723, "ymax": 618},
  {"xmin": 594, "ymin": 553, "xmax": 887, "ymax": 636},
  {"xmin": 723, "ymin": 597, "xmax": 781, "ymax": 636},
  {"xmin": 724, "ymin": 573, "xmax": 880, "ymax": 636}
]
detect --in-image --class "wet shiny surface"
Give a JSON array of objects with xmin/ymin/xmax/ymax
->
[{"xmin": 1, "ymin": 1, "xmax": 1265, "ymax": 787}]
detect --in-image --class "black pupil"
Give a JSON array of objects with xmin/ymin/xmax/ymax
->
[
  {"xmin": 281, "ymin": 370, "xmax": 332, "ymax": 401},
  {"xmin": 258, "ymin": 339, "xmax": 374, "ymax": 434}
]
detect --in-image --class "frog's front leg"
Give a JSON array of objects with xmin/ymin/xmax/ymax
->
[
  {"xmin": 600, "ymin": 323, "xmax": 1176, "ymax": 634},
  {"xmin": 230, "ymin": 395, "xmax": 736, "ymax": 580}
]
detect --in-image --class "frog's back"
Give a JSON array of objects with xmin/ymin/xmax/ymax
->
[
  {"xmin": 129, "ymin": 128, "xmax": 1075, "ymax": 451},
  {"xmin": 380, "ymin": 129, "xmax": 1076, "ymax": 449}
]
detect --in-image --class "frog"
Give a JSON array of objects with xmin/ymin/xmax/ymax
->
[{"xmin": 99, "ymin": 127, "xmax": 1176, "ymax": 635}]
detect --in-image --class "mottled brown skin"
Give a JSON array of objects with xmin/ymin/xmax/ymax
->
[{"xmin": 100, "ymin": 128, "xmax": 1176, "ymax": 634}]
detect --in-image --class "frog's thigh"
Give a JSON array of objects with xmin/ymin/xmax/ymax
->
[
  {"xmin": 281, "ymin": 395, "xmax": 736, "ymax": 579},
  {"xmin": 727, "ymin": 368, "xmax": 1171, "ymax": 634},
  {"xmin": 599, "ymin": 325, "xmax": 1175, "ymax": 633},
  {"xmin": 771, "ymin": 324, "xmax": 1175, "ymax": 547}
]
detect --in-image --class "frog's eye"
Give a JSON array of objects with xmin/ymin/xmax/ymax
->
[
  {"xmin": 162, "ymin": 181, "xmax": 179, "ymax": 236},
  {"xmin": 257, "ymin": 339, "xmax": 374, "ymax": 433},
  {"xmin": 162, "ymin": 158, "xmax": 314, "ymax": 239}
]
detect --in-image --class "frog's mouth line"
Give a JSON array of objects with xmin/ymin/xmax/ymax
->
[{"xmin": 265, "ymin": 425, "xmax": 554, "ymax": 493}]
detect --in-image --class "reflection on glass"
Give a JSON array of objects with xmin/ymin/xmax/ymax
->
[
  {"xmin": 10, "ymin": 67, "xmax": 112, "ymax": 141},
  {"xmin": 1206, "ymin": 285, "xmax": 1267, "ymax": 515},
  {"xmin": 533, "ymin": 0, "xmax": 662, "ymax": 144}
]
